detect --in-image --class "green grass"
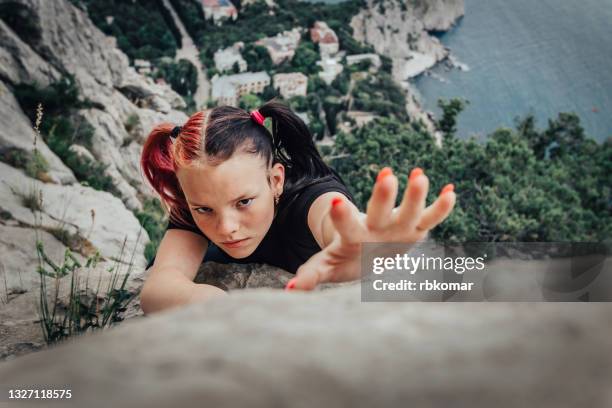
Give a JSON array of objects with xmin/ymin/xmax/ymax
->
[{"xmin": 36, "ymin": 233, "xmax": 143, "ymax": 345}]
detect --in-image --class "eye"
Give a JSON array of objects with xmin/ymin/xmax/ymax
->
[
  {"xmin": 194, "ymin": 207, "xmax": 213, "ymax": 215},
  {"xmin": 237, "ymin": 198, "xmax": 253, "ymax": 208}
]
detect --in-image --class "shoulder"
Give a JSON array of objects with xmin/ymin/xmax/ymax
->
[
  {"xmin": 278, "ymin": 175, "xmax": 354, "ymax": 245},
  {"xmin": 281, "ymin": 176, "xmax": 353, "ymax": 218}
]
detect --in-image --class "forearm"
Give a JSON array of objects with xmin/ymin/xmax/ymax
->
[{"xmin": 140, "ymin": 272, "xmax": 227, "ymax": 315}]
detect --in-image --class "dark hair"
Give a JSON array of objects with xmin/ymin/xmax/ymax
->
[{"xmin": 141, "ymin": 99, "xmax": 339, "ymax": 226}]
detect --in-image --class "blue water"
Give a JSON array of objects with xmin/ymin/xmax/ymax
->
[{"xmin": 412, "ymin": 0, "xmax": 612, "ymax": 141}]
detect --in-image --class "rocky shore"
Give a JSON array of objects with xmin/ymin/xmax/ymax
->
[{"xmin": 351, "ymin": 0, "xmax": 465, "ymax": 140}]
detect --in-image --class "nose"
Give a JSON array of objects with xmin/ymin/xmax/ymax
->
[{"xmin": 216, "ymin": 212, "xmax": 240, "ymax": 237}]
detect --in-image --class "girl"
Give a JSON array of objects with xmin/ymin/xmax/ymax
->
[{"xmin": 139, "ymin": 100, "xmax": 456, "ymax": 314}]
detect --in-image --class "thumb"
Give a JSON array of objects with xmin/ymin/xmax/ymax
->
[
  {"xmin": 329, "ymin": 196, "xmax": 365, "ymax": 244},
  {"xmin": 285, "ymin": 250, "xmax": 330, "ymax": 291}
]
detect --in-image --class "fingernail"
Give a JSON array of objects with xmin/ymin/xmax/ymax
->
[
  {"xmin": 376, "ymin": 167, "xmax": 393, "ymax": 182},
  {"xmin": 285, "ymin": 278, "xmax": 296, "ymax": 291},
  {"xmin": 331, "ymin": 197, "xmax": 343, "ymax": 208},
  {"xmin": 440, "ymin": 184, "xmax": 455, "ymax": 196},
  {"xmin": 409, "ymin": 167, "xmax": 424, "ymax": 182}
]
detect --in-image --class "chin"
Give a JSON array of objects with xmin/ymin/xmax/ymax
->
[{"xmin": 222, "ymin": 240, "xmax": 257, "ymax": 259}]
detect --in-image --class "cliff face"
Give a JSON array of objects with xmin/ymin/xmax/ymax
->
[
  {"xmin": 0, "ymin": 0, "xmax": 189, "ymax": 356},
  {"xmin": 351, "ymin": 0, "xmax": 464, "ymax": 81},
  {"xmin": 351, "ymin": 0, "xmax": 464, "ymax": 138}
]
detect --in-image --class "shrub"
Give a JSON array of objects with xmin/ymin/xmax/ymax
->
[{"xmin": 135, "ymin": 198, "xmax": 168, "ymax": 264}]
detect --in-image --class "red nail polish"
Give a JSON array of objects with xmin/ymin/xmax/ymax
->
[
  {"xmin": 409, "ymin": 167, "xmax": 424, "ymax": 181},
  {"xmin": 331, "ymin": 197, "xmax": 343, "ymax": 208},
  {"xmin": 376, "ymin": 167, "xmax": 393, "ymax": 182},
  {"xmin": 440, "ymin": 184, "xmax": 455, "ymax": 196},
  {"xmin": 285, "ymin": 278, "xmax": 296, "ymax": 291}
]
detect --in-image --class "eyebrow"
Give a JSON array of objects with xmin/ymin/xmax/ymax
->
[{"xmin": 188, "ymin": 193, "xmax": 255, "ymax": 208}]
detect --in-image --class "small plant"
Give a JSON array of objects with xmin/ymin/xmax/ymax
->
[
  {"xmin": 25, "ymin": 150, "xmax": 50, "ymax": 180},
  {"xmin": 135, "ymin": 197, "xmax": 168, "ymax": 264},
  {"xmin": 36, "ymin": 232, "xmax": 142, "ymax": 345},
  {"xmin": 0, "ymin": 147, "xmax": 50, "ymax": 182},
  {"xmin": 7, "ymin": 184, "xmax": 44, "ymax": 213},
  {"xmin": 124, "ymin": 113, "xmax": 141, "ymax": 138}
]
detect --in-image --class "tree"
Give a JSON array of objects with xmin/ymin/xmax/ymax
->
[
  {"xmin": 437, "ymin": 98, "xmax": 469, "ymax": 140},
  {"xmin": 239, "ymin": 93, "xmax": 263, "ymax": 111},
  {"xmin": 331, "ymin": 114, "xmax": 611, "ymax": 243},
  {"xmin": 290, "ymin": 42, "xmax": 321, "ymax": 75}
]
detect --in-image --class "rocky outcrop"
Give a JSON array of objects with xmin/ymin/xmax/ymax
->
[
  {"xmin": 351, "ymin": 0, "xmax": 463, "ymax": 81},
  {"xmin": 0, "ymin": 284, "xmax": 610, "ymax": 407},
  {"xmin": 0, "ymin": 260, "xmax": 291, "ymax": 361},
  {"xmin": 0, "ymin": 0, "xmax": 192, "ymax": 360},
  {"xmin": 350, "ymin": 0, "xmax": 464, "ymax": 141},
  {"xmin": 412, "ymin": 0, "xmax": 465, "ymax": 31},
  {"xmin": 0, "ymin": 0, "xmax": 188, "ymax": 210},
  {"xmin": 0, "ymin": 161, "xmax": 148, "ymax": 263}
]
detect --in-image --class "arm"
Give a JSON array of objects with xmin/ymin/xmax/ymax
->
[
  {"xmin": 291, "ymin": 167, "xmax": 456, "ymax": 290},
  {"xmin": 139, "ymin": 229, "xmax": 227, "ymax": 315}
]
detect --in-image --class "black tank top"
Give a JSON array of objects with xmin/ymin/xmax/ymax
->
[{"xmin": 146, "ymin": 175, "xmax": 355, "ymax": 273}]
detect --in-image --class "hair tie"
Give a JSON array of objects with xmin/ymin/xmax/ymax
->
[
  {"xmin": 250, "ymin": 110, "xmax": 265, "ymax": 126},
  {"xmin": 169, "ymin": 125, "xmax": 182, "ymax": 143}
]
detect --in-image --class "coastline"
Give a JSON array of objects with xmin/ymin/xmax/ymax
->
[{"xmin": 350, "ymin": 0, "xmax": 466, "ymax": 145}]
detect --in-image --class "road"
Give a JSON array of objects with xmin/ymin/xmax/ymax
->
[{"xmin": 161, "ymin": 0, "xmax": 210, "ymax": 109}]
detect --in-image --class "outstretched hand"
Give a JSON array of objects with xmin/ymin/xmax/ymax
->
[{"xmin": 285, "ymin": 167, "xmax": 456, "ymax": 291}]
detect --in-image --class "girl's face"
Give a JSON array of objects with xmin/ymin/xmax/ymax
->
[{"xmin": 176, "ymin": 151, "xmax": 284, "ymax": 258}]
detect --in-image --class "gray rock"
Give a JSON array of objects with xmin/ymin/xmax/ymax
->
[
  {"xmin": 195, "ymin": 262, "xmax": 294, "ymax": 291},
  {"xmin": 0, "ymin": 161, "xmax": 148, "ymax": 265},
  {"xmin": 0, "ymin": 19, "xmax": 60, "ymax": 86},
  {"xmin": 0, "ymin": 285, "xmax": 609, "ymax": 408},
  {"xmin": 0, "ymin": 0, "xmax": 188, "ymax": 209}
]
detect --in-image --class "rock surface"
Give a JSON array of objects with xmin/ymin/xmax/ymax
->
[
  {"xmin": 0, "ymin": 284, "xmax": 610, "ymax": 408},
  {"xmin": 0, "ymin": 0, "xmax": 191, "ymax": 362},
  {"xmin": 0, "ymin": 0, "xmax": 188, "ymax": 210},
  {"xmin": 0, "ymin": 161, "xmax": 148, "ymax": 264},
  {"xmin": 0, "ymin": 259, "xmax": 293, "ymax": 362}
]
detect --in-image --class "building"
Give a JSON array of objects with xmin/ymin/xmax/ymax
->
[
  {"xmin": 346, "ymin": 53, "xmax": 381, "ymax": 71},
  {"xmin": 214, "ymin": 42, "xmax": 247, "ymax": 73},
  {"xmin": 317, "ymin": 57, "xmax": 343, "ymax": 85},
  {"xmin": 310, "ymin": 21, "xmax": 339, "ymax": 57},
  {"xmin": 255, "ymin": 28, "xmax": 302, "ymax": 65},
  {"xmin": 202, "ymin": 0, "xmax": 237, "ymax": 23},
  {"xmin": 241, "ymin": 0, "xmax": 275, "ymax": 6},
  {"xmin": 211, "ymin": 71, "xmax": 271, "ymax": 106},
  {"xmin": 272, "ymin": 72, "xmax": 308, "ymax": 99},
  {"xmin": 337, "ymin": 111, "xmax": 378, "ymax": 134}
]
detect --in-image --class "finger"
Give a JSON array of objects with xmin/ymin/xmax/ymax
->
[
  {"xmin": 366, "ymin": 167, "xmax": 398, "ymax": 230},
  {"xmin": 286, "ymin": 251, "xmax": 329, "ymax": 291},
  {"xmin": 395, "ymin": 168, "xmax": 429, "ymax": 228},
  {"xmin": 329, "ymin": 196, "xmax": 366, "ymax": 245},
  {"xmin": 417, "ymin": 184, "xmax": 456, "ymax": 231}
]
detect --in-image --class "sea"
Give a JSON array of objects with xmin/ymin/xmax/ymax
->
[
  {"xmin": 411, "ymin": 0, "xmax": 612, "ymax": 141},
  {"xmin": 303, "ymin": 0, "xmax": 612, "ymax": 141}
]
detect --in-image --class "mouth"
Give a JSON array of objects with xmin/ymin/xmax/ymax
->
[{"xmin": 221, "ymin": 238, "xmax": 250, "ymax": 248}]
